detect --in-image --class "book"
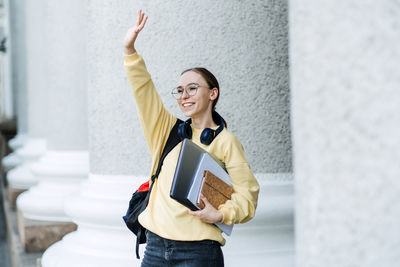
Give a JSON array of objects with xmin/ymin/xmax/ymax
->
[
  {"xmin": 187, "ymin": 152, "xmax": 231, "ymax": 207},
  {"xmin": 186, "ymin": 152, "xmax": 234, "ymax": 236},
  {"xmin": 197, "ymin": 170, "xmax": 233, "ymax": 210}
]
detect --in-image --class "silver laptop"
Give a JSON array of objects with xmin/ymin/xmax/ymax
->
[{"xmin": 170, "ymin": 138, "xmax": 206, "ymax": 211}]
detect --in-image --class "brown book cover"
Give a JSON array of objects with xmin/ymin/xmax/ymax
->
[{"xmin": 197, "ymin": 170, "xmax": 233, "ymax": 209}]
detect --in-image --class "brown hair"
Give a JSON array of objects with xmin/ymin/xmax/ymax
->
[{"xmin": 181, "ymin": 67, "xmax": 227, "ymax": 127}]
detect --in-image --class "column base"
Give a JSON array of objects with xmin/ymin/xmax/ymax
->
[
  {"xmin": 1, "ymin": 152, "xmax": 21, "ymax": 172},
  {"xmin": 41, "ymin": 173, "xmax": 146, "ymax": 267},
  {"xmin": 8, "ymin": 133, "xmax": 27, "ymax": 150},
  {"xmin": 7, "ymin": 163, "xmax": 38, "ymax": 191},
  {"xmin": 6, "ymin": 137, "xmax": 46, "ymax": 190},
  {"xmin": 223, "ymin": 173, "xmax": 295, "ymax": 267},
  {"xmin": 17, "ymin": 211, "xmax": 77, "ymax": 252},
  {"xmin": 7, "ymin": 186, "xmax": 26, "ymax": 209},
  {"xmin": 17, "ymin": 150, "xmax": 89, "ymax": 222}
]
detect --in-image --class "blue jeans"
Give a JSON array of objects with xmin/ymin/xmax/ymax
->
[{"xmin": 141, "ymin": 231, "xmax": 224, "ymax": 267}]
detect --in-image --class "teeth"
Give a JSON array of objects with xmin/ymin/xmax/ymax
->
[{"xmin": 183, "ymin": 103, "xmax": 193, "ymax": 107}]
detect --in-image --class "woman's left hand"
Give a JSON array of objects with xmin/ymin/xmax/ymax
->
[{"xmin": 188, "ymin": 195, "xmax": 223, "ymax": 224}]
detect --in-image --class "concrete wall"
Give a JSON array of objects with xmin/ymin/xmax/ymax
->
[
  {"xmin": 88, "ymin": 0, "xmax": 291, "ymax": 175},
  {"xmin": 290, "ymin": 1, "xmax": 400, "ymax": 266}
]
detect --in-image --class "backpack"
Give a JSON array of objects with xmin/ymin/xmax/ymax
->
[{"xmin": 123, "ymin": 118, "xmax": 182, "ymax": 259}]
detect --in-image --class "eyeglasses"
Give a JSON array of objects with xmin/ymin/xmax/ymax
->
[{"xmin": 171, "ymin": 83, "xmax": 210, "ymax": 99}]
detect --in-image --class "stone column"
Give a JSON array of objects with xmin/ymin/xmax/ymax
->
[
  {"xmin": 42, "ymin": 1, "xmax": 146, "ymax": 265},
  {"xmin": 42, "ymin": 1, "xmax": 293, "ymax": 266},
  {"xmin": 290, "ymin": 1, "xmax": 400, "ymax": 267},
  {"xmin": 5, "ymin": 0, "xmax": 47, "ymax": 208},
  {"xmin": 0, "ymin": 0, "xmax": 13, "ymax": 121},
  {"xmin": 1, "ymin": 0, "xmax": 28, "ymax": 173},
  {"xmin": 16, "ymin": 0, "xmax": 88, "ymax": 252}
]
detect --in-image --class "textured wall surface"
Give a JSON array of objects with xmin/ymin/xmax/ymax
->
[
  {"xmin": 290, "ymin": 1, "xmax": 400, "ymax": 266},
  {"xmin": 25, "ymin": 0, "xmax": 48, "ymax": 138},
  {"xmin": 88, "ymin": 0, "xmax": 291, "ymax": 175},
  {"xmin": 43, "ymin": 0, "xmax": 88, "ymax": 150},
  {"xmin": 9, "ymin": 0, "xmax": 27, "ymax": 132}
]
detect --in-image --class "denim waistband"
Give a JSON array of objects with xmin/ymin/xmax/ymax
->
[{"xmin": 146, "ymin": 230, "xmax": 221, "ymax": 246}]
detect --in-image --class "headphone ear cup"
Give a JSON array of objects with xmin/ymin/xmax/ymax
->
[
  {"xmin": 178, "ymin": 121, "xmax": 192, "ymax": 140},
  {"xmin": 200, "ymin": 128, "xmax": 215, "ymax": 145}
]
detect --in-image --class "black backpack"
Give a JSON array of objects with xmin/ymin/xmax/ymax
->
[{"xmin": 123, "ymin": 118, "xmax": 182, "ymax": 259}]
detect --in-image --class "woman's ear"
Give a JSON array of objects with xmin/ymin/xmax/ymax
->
[{"xmin": 210, "ymin": 87, "xmax": 219, "ymax": 101}]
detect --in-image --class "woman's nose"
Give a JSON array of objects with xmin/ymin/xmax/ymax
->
[{"xmin": 181, "ymin": 89, "xmax": 190, "ymax": 99}]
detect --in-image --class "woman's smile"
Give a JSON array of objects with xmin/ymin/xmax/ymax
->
[
  {"xmin": 182, "ymin": 101, "xmax": 196, "ymax": 112},
  {"xmin": 182, "ymin": 102, "xmax": 194, "ymax": 108}
]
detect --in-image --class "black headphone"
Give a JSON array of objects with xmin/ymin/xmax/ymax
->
[{"xmin": 177, "ymin": 111, "xmax": 225, "ymax": 145}]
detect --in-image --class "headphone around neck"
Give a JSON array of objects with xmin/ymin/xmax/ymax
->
[{"xmin": 177, "ymin": 111, "xmax": 225, "ymax": 145}]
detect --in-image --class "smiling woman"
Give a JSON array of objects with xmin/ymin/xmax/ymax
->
[
  {"xmin": 176, "ymin": 71, "xmax": 218, "ymax": 127},
  {"xmin": 123, "ymin": 9, "xmax": 259, "ymax": 267}
]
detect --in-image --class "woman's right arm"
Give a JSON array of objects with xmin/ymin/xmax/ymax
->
[{"xmin": 124, "ymin": 10, "xmax": 176, "ymax": 156}]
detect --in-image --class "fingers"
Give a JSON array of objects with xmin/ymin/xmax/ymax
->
[
  {"xmin": 135, "ymin": 9, "xmax": 144, "ymax": 26},
  {"xmin": 138, "ymin": 10, "xmax": 143, "ymax": 27},
  {"xmin": 135, "ymin": 9, "xmax": 140, "ymax": 27},
  {"xmin": 188, "ymin": 205, "xmax": 221, "ymax": 224},
  {"xmin": 134, "ymin": 9, "xmax": 148, "ymax": 33},
  {"xmin": 188, "ymin": 196, "xmax": 212, "ymax": 217},
  {"xmin": 140, "ymin": 15, "xmax": 148, "ymax": 29},
  {"xmin": 136, "ymin": 16, "xmax": 148, "ymax": 33},
  {"xmin": 200, "ymin": 194, "xmax": 211, "ymax": 207}
]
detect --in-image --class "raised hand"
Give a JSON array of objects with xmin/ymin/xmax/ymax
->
[{"xmin": 124, "ymin": 9, "xmax": 148, "ymax": 55}]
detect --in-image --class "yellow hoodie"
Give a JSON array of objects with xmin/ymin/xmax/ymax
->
[{"xmin": 124, "ymin": 52, "xmax": 259, "ymax": 245}]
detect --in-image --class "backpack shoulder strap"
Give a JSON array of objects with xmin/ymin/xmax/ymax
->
[
  {"xmin": 134, "ymin": 119, "xmax": 182, "ymax": 259},
  {"xmin": 151, "ymin": 118, "xmax": 183, "ymax": 183}
]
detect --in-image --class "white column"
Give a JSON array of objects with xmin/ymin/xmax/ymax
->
[
  {"xmin": 290, "ymin": 1, "xmax": 400, "ymax": 267},
  {"xmin": 6, "ymin": 0, "xmax": 47, "ymax": 202},
  {"xmin": 0, "ymin": 0, "xmax": 13, "ymax": 121},
  {"xmin": 17, "ymin": 0, "xmax": 88, "ymax": 232},
  {"xmin": 1, "ymin": 0, "xmax": 28, "ymax": 172},
  {"xmin": 42, "ymin": 0, "xmax": 145, "ymax": 264}
]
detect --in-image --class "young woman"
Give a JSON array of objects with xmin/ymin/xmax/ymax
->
[{"xmin": 124, "ymin": 10, "xmax": 259, "ymax": 267}]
